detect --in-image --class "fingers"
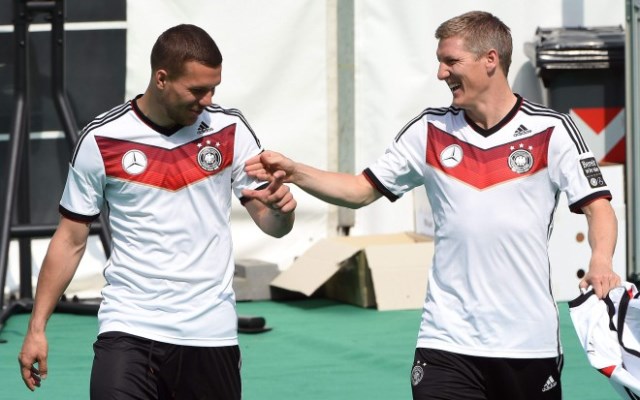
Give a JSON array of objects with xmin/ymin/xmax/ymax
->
[
  {"xmin": 262, "ymin": 182, "xmax": 293, "ymax": 212},
  {"xmin": 244, "ymin": 159, "xmax": 268, "ymax": 180},
  {"xmin": 244, "ymin": 152, "xmax": 273, "ymax": 173},
  {"xmin": 20, "ymin": 365, "xmax": 35, "ymax": 391},
  {"xmin": 263, "ymin": 171, "xmax": 285, "ymax": 194},
  {"xmin": 582, "ymin": 271, "xmax": 621, "ymax": 299},
  {"xmin": 592, "ymin": 281, "xmax": 605, "ymax": 299},
  {"xmin": 243, "ymin": 151, "xmax": 295, "ymax": 212},
  {"xmin": 244, "ymin": 151, "xmax": 291, "ymax": 183},
  {"xmin": 244, "ymin": 153, "xmax": 263, "ymax": 167},
  {"xmin": 279, "ymin": 197, "xmax": 297, "ymax": 214},
  {"xmin": 19, "ymin": 362, "xmax": 43, "ymax": 391},
  {"xmin": 578, "ymin": 279, "xmax": 588, "ymax": 291},
  {"xmin": 18, "ymin": 336, "xmax": 48, "ymax": 392},
  {"xmin": 241, "ymin": 188, "xmax": 261, "ymax": 201},
  {"xmin": 38, "ymin": 358, "xmax": 48, "ymax": 381},
  {"xmin": 269, "ymin": 190, "xmax": 297, "ymax": 214},
  {"xmin": 241, "ymin": 181, "xmax": 295, "ymax": 214}
]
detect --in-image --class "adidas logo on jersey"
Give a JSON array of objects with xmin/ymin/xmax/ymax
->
[
  {"xmin": 514, "ymin": 124, "xmax": 531, "ymax": 137},
  {"xmin": 541, "ymin": 375, "xmax": 558, "ymax": 392},
  {"xmin": 196, "ymin": 121, "xmax": 213, "ymax": 135}
]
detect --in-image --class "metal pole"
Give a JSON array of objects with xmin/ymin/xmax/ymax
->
[
  {"xmin": 0, "ymin": 0, "xmax": 31, "ymax": 316},
  {"xmin": 329, "ymin": 0, "xmax": 355, "ymax": 236},
  {"xmin": 49, "ymin": 0, "xmax": 112, "ymax": 256},
  {"xmin": 2, "ymin": 0, "xmax": 112, "ymax": 329},
  {"xmin": 626, "ymin": 0, "xmax": 640, "ymax": 281}
]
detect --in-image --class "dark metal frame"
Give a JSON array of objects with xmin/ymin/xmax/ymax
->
[{"xmin": 0, "ymin": 0, "xmax": 112, "ymax": 333}]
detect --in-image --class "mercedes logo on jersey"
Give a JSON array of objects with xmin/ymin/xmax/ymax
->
[
  {"xmin": 197, "ymin": 144, "xmax": 223, "ymax": 171},
  {"xmin": 508, "ymin": 144, "xmax": 534, "ymax": 173},
  {"xmin": 439, "ymin": 144, "xmax": 463, "ymax": 168},
  {"xmin": 121, "ymin": 150, "xmax": 148, "ymax": 175}
]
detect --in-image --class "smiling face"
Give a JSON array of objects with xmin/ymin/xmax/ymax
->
[
  {"xmin": 436, "ymin": 36, "xmax": 490, "ymax": 110},
  {"xmin": 156, "ymin": 60, "xmax": 222, "ymax": 127}
]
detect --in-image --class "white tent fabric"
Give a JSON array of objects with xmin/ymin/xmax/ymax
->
[{"xmin": 4, "ymin": 0, "xmax": 627, "ymax": 298}]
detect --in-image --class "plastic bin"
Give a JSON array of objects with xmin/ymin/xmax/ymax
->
[{"xmin": 524, "ymin": 26, "xmax": 626, "ymax": 164}]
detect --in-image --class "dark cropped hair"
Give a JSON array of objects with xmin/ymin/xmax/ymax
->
[
  {"xmin": 150, "ymin": 24, "xmax": 223, "ymax": 77},
  {"xmin": 435, "ymin": 11, "xmax": 512, "ymax": 76}
]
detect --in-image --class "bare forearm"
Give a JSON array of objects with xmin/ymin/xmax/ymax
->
[
  {"xmin": 253, "ymin": 209, "xmax": 295, "ymax": 238},
  {"xmin": 28, "ymin": 224, "xmax": 87, "ymax": 333},
  {"xmin": 579, "ymin": 198, "xmax": 620, "ymax": 297},
  {"xmin": 585, "ymin": 200, "xmax": 617, "ymax": 263},
  {"xmin": 291, "ymin": 163, "xmax": 380, "ymax": 208},
  {"xmin": 29, "ymin": 255, "xmax": 83, "ymax": 332}
]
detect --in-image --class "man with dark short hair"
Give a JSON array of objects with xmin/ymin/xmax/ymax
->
[
  {"xmin": 18, "ymin": 24, "xmax": 296, "ymax": 399},
  {"xmin": 243, "ymin": 11, "xmax": 620, "ymax": 400}
]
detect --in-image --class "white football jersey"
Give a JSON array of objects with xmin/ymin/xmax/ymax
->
[
  {"xmin": 570, "ymin": 284, "xmax": 640, "ymax": 399},
  {"xmin": 60, "ymin": 97, "xmax": 265, "ymax": 346},
  {"xmin": 365, "ymin": 95, "xmax": 612, "ymax": 358}
]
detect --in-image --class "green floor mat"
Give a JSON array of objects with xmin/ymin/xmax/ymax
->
[{"xmin": 0, "ymin": 300, "xmax": 619, "ymax": 399}]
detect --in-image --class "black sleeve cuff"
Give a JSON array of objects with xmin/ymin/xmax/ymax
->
[
  {"xmin": 569, "ymin": 191, "xmax": 612, "ymax": 214},
  {"xmin": 363, "ymin": 168, "xmax": 399, "ymax": 202}
]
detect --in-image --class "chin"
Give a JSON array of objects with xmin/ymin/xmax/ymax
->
[
  {"xmin": 182, "ymin": 115, "xmax": 199, "ymax": 126},
  {"xmin": 450, "ymin": 95, "xmax": 468, "ymax": 109}
]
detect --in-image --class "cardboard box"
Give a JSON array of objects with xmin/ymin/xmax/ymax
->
[
  {"xmin": 234, "ymin": 259, "xmax": 280, "ymax": 301},
  {"xmin": 270, "ymin": 233, "xmax": 433, "ymax": 310}
]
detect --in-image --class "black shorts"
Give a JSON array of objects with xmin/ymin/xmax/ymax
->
[
  {"xmin": 410, "ymin": 348, "xmax": 563, "ymax": 400},
  {"xmin": 90, "ymin": 331, "xmax": 241, "ymax": 400}
]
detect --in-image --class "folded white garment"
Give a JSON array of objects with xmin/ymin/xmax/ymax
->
[{"xmin": 569, "ymin": 283, "xmax": 640, "ymax": 399}]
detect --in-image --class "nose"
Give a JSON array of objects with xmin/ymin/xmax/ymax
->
[
  {"xmin": 199, "ymin": 89, "xmax": 214, "ymax": 107},
  {"xmin": 436, "ymin": 63, "xmax": 449, "ymax": 81}
]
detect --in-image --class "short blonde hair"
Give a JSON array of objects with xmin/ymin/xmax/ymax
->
[{"xmin": 435, "ymin": 11, "xmax": 512, "ymax": 76}]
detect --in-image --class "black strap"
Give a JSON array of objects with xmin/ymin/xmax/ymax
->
[
  {"xmin": 625, "ymin": 386, "xmax": 640, "ymax": 400},
  {"xmin": 616, "ymin": 289, "xmax": 640, "ymax": 359}
]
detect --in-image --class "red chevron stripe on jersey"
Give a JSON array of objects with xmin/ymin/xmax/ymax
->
[
  {"xmin": 96, "ymin": 124, "xmax": 236, "ymax": 191},
  {"xmin": 426, "ymin": 123, "xmax": 552, "ymax": 189}
]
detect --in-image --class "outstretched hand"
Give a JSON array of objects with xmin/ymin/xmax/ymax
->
[{"xmin": 244, "ymin": 151, "xmax": 295, "ymax": 183}]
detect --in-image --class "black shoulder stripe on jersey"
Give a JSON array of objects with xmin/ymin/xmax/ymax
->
[
  {"xmin": 563, "ymin": 114, "xmax": 590, "ymax": 153},
  {"xmin": 82, "ymin": 102, "xmax": 132, "ymax": 134},
  {"xmin": 206, "ymin": 105, "xmax": 261, "ymax": 148},
  {"xmin": 394, "ymin": 106, "xmax": 460, "ymax": 142},
  {"xmin": 520, "ymin": 100, "xmax": 589, "ymax": 154},
  {"xmin": 521, "ymin": 100, "xmax": 588, "ymax": 153},
  {"xmin": 71, "ymin": 103, "xmax": 133, "ymax": 165}
]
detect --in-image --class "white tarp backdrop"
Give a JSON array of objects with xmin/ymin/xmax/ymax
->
[{"xmin": 4, "ymin": 0, "xmax": 627, "ymax": 299}]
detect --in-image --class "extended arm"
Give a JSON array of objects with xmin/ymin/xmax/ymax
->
[
  {"xmin": 18, "ymin": 216, "xmax": 90, "ymax": 391},
  {"xmin": 579, "ymin": 198, "xmax": 620, "ymax": 298},
  {"xmin": 243, "ymin": 150, "xmax": 382, "ymax": 209}
]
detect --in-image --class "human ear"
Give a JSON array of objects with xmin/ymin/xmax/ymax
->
[
  {"xmin": 485, "ymin": 49, "xmax": 499, "ymax": 74},
  {"xmin": 155, "ymin": 69, "xmax": 169, "ymax": 89}
]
